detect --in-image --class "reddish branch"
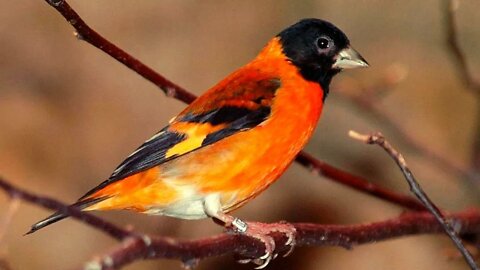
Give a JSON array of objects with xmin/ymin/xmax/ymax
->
[
  {"xmin": 1, "ymin": 176, "xmax": 480, "ymax": 269},
  {"xmin": 42, "ymin": 0, "xmax": 424, "ymax": 212},
  {"xmin": 350, "ymin": 131, "xmax": 479, "ymax": 270},
  {"xmin": 89, "ymin": 209, "xmax": 480, "ymax": 270},
  {"xmin": 295, "ymin": 152, "xmax": 424, "ymax": 210},
  {"xmin": 45, "ymin": 0, "xmax": 196, "ymax": 103}
]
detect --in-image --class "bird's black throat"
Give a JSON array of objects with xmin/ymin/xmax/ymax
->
[{"xmin": 292, "ymin": 63, "xmax": 341, "ymax": 100}]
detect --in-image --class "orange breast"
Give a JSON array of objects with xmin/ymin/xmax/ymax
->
[{"xmin": 160, "ymin": 59, "xmax": 324, "ymax": 212}]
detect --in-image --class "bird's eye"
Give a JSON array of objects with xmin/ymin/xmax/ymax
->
[{"xmin": 316, "ymin": 36, "xmax": 333, "ymax": 51}]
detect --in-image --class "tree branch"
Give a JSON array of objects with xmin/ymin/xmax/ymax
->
[
  {"xmin": 40, "ymin": 0, "xmax": 424, "ymax": 212},
  {"xmin": 350, "ymin": 131, "xmax": 479, "ymax": 270},
  {"xmin": 1, "ymin": 176, "xmax": 479, "ymax": 269},
  {"xmin": 295, "ymin": 152, "xmax": 425, "ymax": 211},
  {"xmin": 45, "ymin": 0, "xmax": 197, "ymax": 103},
  {"xmin": 87, "ymin": 210, "xmax": 480, "ymax": 269}
]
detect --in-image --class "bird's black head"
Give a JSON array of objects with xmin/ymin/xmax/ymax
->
[{"xmin": 278, "ymin": 18, "xmax": 368, "ymax": 98}]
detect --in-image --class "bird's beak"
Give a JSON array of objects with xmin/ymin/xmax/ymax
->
[{"xmin": 332, "ymin": 46, "xmax": 369, "ymax": 69}]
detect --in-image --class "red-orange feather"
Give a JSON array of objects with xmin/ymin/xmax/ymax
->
[{"xmin": 82, "ymin": 38, "xmax": 324, "ymax": 215}]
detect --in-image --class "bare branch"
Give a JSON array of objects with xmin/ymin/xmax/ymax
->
[
  {"xmin": 40, "ymin": 0, "xmax": 424, "ymax": 211},
  {"xmin": 87, "ymin": 209, "xmax": 480, "ymax": 269},
  {"xmin": 350, "ymin": 130, "xmax": 479, "ymax": 270},
  {"xmin": 44, "ymin": 0, "xmax": 197, "ymax": 104},
  {"xmin": 295, "ymin": 152, "xmax": 425, "ymax": 211}
]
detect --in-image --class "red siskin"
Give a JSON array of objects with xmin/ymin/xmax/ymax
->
[{"xmin": 29, "ymin": 18, "xmax": 368, "ymax": 268}]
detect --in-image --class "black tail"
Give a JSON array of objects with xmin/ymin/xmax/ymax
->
[
  {"xmin": 26, "ymin": 211, "xmax": 68, "ymax": 235},
  {"xmin": 26, "ymin": 197, "xmax": 107, "ymax": 235}
]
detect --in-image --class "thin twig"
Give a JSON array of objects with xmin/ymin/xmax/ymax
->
[
  {"xmin": 296, "ymin": 152, "xmax": 425, "ymax": 211},
  {"xmin": 41, "ymin": 0, "xmax": 424, "ymax": 212},
  {"xmin": 335, "ymin": 79, "xmax": 480, "ymax": 183},
  {"xmin": 350, "ymin": 130, "xmax": 479, "ymax": 270}
]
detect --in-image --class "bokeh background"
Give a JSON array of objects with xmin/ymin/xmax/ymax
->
[{"xmin": 1, "ymin": 1, "xmax": 480, "ymax": 269}]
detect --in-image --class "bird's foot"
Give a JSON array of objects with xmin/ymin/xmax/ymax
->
[{"xmin": 229, "ymin": 218, "xmax": 296, "ymax": 269}]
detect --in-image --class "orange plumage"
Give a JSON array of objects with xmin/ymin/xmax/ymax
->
[
  {"xmin": 29, "ymin": 18, "xmax": 368, "ymax": 267},
  {"xmin": 84, "ymin": 38, "xmax": 324, "ymax": 215}
]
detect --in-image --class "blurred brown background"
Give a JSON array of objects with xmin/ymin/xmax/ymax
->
[{"xmin": 1, "ymin": 1, "xmax": 479, "ymax": 269}]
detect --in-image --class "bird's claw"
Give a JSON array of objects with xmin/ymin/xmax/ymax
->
[
  {"xmin": 280, "ymin": 222, "xmax": 296, "ymax": 257},
  {"xmin": 235, "ymin": 246, "xmax": 274, "ymax": 267},
  {"xmin": 234, "ymin": 241, "xmax": 272, "ymax": 269},
  {"xmin": 253, "ymin": 253, "xmax": 272, "ymax": 269},
  {"xmin": 259, "ymin": 251, "xmax": 272, "ymax": 260},
  {"xmin": 230, "ymin": 219, "xmax": 297, "ymax": 268}
]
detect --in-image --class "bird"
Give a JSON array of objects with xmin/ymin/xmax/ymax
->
[{"xmin": 28, "ymin": 18, "xmax": 368, "ymax": 268}]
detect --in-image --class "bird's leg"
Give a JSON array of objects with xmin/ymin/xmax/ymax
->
[{"xmin": 203, "ymin": 195, "xmax": 296, "ymax": 269}]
